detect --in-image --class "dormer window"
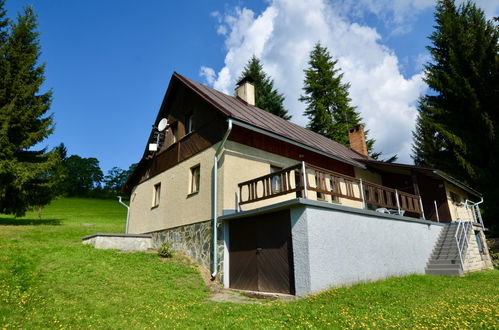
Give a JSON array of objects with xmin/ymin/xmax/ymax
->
[
  {"xmin": 185, "ymin": 114, "xmax": 194, "ymax": 134},
  {"xmin": 171, "ymin": 123, "xmax": 178, "ymax": 143}
]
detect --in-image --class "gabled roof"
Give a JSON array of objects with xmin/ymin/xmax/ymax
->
[{"xmin": 173, "ymin": 72, "xmax": 368, "ymax": 168}]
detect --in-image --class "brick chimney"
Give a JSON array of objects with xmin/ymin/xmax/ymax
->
[
  {"xmin": 235, "ymin": 77, "xmax": 255, "ymax": 106},
  {"xmin": 348, "ymin": 125, "xmax": 368, "ymax": 157}
]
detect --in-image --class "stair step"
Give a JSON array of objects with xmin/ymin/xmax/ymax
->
[
  {"xmin": 425, "ymin": 268, "xmax": 463, "ymax": 276},
  {"xmin": 431, "ymin": 250, "xmax": 460, "ymax": 256},
  {"xmin": 427, "ymin": 259, "xmax": 460, "ymax": 265},
  {"xmin": 430, "ymin": 255, "xmax": 461, "ymax": 261},
  {"xmin": 426, "ymin": 263, "xmax": 461, "ymax": 270},
  {"xmin": 433, "ymin": 247, "xmax": 459, "ymax": 251}
]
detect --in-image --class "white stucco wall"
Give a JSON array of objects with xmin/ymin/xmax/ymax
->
[{"xmin": 290, "ymin": 202, "xmax": 443, "ymax": 296}]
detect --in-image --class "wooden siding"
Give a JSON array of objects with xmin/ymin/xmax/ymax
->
[
  {"xmin": 229, "ymin": 125, "xmax": 356, "ymax": 177},
  {"xmin": 124, "ymin": 83, "xmax": 227, "ymax": 190}
]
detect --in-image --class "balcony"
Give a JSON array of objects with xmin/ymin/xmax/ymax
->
[{"xmin": 237, "ymin": 162, "xmax": 424, "ymax": 218}]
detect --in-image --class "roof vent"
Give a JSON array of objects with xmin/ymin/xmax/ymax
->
[{"xmin": 235, "ymin": 77, "xmax": 255, "ymax": 106}]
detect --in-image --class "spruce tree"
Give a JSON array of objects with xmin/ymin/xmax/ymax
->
[
  {"xmin": 238, "ymin": 56, "xmax": 291, "ymax": 120},
  {"xmin": 412, "ymin": 0, "xmax": 499, "ymax": 230},
  {"xmin": 0, "ymin": 6, "xmax": 58, "ymax": 216},
  {"xmin": 300, "ymin": 42, "xmax": 376, "ymax": 155}
]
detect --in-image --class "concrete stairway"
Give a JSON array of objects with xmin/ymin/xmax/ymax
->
[{"xmin": 425, "ymin": 224, "xmax": 465, "ymax": 276}]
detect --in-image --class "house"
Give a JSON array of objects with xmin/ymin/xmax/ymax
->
[{"xmin": 123, "ymin": 72, "xmax": 493, "ymax": 296}]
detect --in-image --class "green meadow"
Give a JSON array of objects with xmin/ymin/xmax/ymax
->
[{"xmin": 1, "ymin": 198, "xmax": 497, "ymax": 329}]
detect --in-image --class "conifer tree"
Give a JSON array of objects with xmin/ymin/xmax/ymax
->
[
  {"xmin": 412, "ymin": 0, "xmax": 499, "ymax": 230},
  {"xmin": 0, "ymin": 5, "xmax": 58, "ymax": 216},
  {"xmin": 238, "ymin": 56, "xmax": 291, "ymax": 120},
  {"xmin": 300, "ymin": 42, "xmax": 376, "ymax": 155}
]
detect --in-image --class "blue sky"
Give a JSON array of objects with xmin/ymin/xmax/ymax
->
[{"xmin": 5, "ymin": 0, "xmax": 498, "ymax": 173}]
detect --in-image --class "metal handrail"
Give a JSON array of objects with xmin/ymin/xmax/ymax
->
[
  {"xmin": 455, "ymin": 219, "xmax": 471, "ymax": 270},
  {"xmin": 464, "ymin": 199, "xmax": 484, "ymax": 227}
]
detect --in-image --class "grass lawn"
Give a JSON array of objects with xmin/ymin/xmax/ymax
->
[{"xmin": 0, "ymin": 198, "xmax": 498, "ymax": 329}]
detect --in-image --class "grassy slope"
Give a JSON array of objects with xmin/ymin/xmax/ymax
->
[{"xmin": 0, "ymin": 198, "xmax": 497, "ymax": 329}]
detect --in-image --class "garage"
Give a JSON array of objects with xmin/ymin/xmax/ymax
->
[{"xmin": 228, "ymin": 210, "xmax": 295, "ymax": 294}]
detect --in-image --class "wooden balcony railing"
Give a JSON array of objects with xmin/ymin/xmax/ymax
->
[
  {"xmin": 238, "ymin": 164, "xmax": 303, "ymax": 205},
  {"xmin": 237, "ymin": 162, "xmax": 424, "ymax": 217}
]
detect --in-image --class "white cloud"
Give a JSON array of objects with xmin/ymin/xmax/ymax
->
[
  {"xmin": 198, "ymin": 0, "xmax": 439, "ymax": 163},
  {"xmin": 199, "ymin": 66, "xmax": 216, "ymax": 86},
  {"xmin": 336, "ymin": 0, "xmax": 498, "ymax": 30}
]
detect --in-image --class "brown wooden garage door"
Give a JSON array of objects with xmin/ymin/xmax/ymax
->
[{"xmin": 229, "ymin": 210, "xmax": 295, "ymax": 294}]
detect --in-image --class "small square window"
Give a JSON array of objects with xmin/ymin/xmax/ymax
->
[
  {"xmin": 190, "ymin": 165, "xmax": 200, "ymax": 194},
  {"xmin": 152, "ymin": 183, "xmax": 161, "ymax": 208},
  {"xmin": 185, "ymin": 114, "xmax": 194, "ymax": 134},
  {"xmin": 450, "ymin": 191, "xmax": 462, "ymax": 204}
]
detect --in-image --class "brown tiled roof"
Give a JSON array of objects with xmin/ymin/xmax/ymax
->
[{"xmin": 174, "ymin": 73, "xmax": 367, "ymax": 168}]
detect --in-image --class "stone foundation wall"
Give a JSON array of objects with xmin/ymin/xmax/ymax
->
[
  {"xmin": 149, "ymin": 220, "xmax": 225, "ymax": 278},
  {"xmin": 464, "ymin": 226, "xmax": 493, "ymax": 272}
]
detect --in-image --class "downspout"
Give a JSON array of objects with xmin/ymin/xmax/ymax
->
[
  {"xmin": 117, "ymin": 196, "xmax": 130, "ymax": 234},
  {"xmin": 212, "ymin": 118, "xmax": 233, "ymax": 279}
]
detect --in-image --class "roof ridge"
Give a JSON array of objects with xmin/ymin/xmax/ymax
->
[{"xmin": 174, "ymin": 72, "xmax": 366, "ymax": 168}]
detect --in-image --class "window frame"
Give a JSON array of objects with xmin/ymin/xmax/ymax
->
[
  {"xmin": 152, "ymin": 182, "xmax": 161, "ymax": 208},
  {"xmin": 189, "ymin": 165, "xmax": 201, "ymax": 195},
  {"xmin": 185, "ymin": 114, "xmax": 194, "ymax": 135}
]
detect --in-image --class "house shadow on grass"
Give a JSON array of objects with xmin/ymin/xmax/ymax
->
[{"xmin": 0, "ymin": 217, "xmax": 62, "ymax": 226}]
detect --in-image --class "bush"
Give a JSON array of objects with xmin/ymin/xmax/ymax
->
[{"xmin": 157, "ymin": 243, "xmax": 173, "ymax": 258}]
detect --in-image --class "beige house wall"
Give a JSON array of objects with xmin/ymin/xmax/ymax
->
[
  {"xmin": 221, "ymin": 141, "xmax": 299, "ymax": 212},
  {"xmin": 444, "ymin": 182, "xmax": 475, "ymax": 222},
  {"xmin": 222, "ymin": 141, "xmax": 381, "ymax": 211},
  {"xmin": 128, "ymin": 146, "xmax": 217, "ymax": 234},
  {"xmin": 463, "ymin": 226, "xmax": 493, "ymax": 272}
]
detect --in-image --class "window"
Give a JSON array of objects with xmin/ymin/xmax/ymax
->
[
  {"xmin": 329, "ymin": 177, "xmax": 339, "ymax": 202},
  {"xmin": 315, "ymin": 174, "xmax": 325, "ymax": 200},
  {"xmin": 270, "ymin": 166, "xmax": 282, "ymax": 193},
  {"xmin": 450, "ymin": 191, "xmax": 462, "ymax": 204},
  {"xmin": 152, "ymin": 183, "xmax": 161, "ymax": 208},
  {"xmin": 475, "ymin": 231, "xmax": 484, "ymax": 253},
  {"xmin": 190, "ymin": 165, "xmax": 200, "ymax": 194},
  {"xmin": 185, "ymin": 114, "xmax": 194, "ymax": 134},
  {"xmin": 171, "ymin": 123, "xmax": 178, "ymax": 143}
]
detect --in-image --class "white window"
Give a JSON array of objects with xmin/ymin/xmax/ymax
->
[
  {"xmin": 186, "ymin": 114, "xmax": 194, "ymax": 134},
  {"xmin": 152, "ymin": 183, "xmax": 161, "ymax": 207},
  {"xmin": 190, "ymin": 165, "xmax": 200, "ymax": 194}
]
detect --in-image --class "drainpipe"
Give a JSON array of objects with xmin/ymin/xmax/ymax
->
[
  {"xmin": 212, "ymin": 119, "xmax": 233, "ymax": 279},
  {"xmin": 117, "ymin": 196, "xmax": 130, "ymax": 234}
]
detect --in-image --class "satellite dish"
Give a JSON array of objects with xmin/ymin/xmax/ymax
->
[{"xmin": 157, "ymin": 118, "xmax": 168, "ymax": 132}]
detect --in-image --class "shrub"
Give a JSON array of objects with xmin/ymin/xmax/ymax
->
[{"xmin": 157, "ymin": 243, "xmax": 173, "ymax": 258}]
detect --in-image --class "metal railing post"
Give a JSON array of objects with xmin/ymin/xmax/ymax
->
[
  {"xmin": 301, "ymin": 161, "xmax": 308, "ymax": 199},
  {"xmin": 359, "ymin": 179, "xmax": 366, "ymax": 209},
  {"xmin": 395, "ymin": 189, "xmax": 401, "ymax": 215},
  {"xmin": 419, "ymin": 196, "xmax": 426, "ymax": 220},
  {"xmin": 434, "ymin": 200, "xmax": 440, "ymax": 223}
]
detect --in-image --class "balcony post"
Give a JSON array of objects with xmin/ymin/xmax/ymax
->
[
  {"xmin": 395, "ymin": 189, "xmax": 401, "ymax": 215},
  {"xmin": 434, "ymin": 200, "xmax": 440, "ymax": 222},
  {"xmin": 236, "ymin": 189, "xmax": 241, "ymax": 212},
  {"xmin": 301, "ymin": 161, "xmax": 308, "ymax": 199},
  {"xmin": 359, "ymin": 179, "xmax": 366, "ymax": 209},
  {"xmin": 419, "ymin": 196, "xmax": 426, "ymax": 220}
]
